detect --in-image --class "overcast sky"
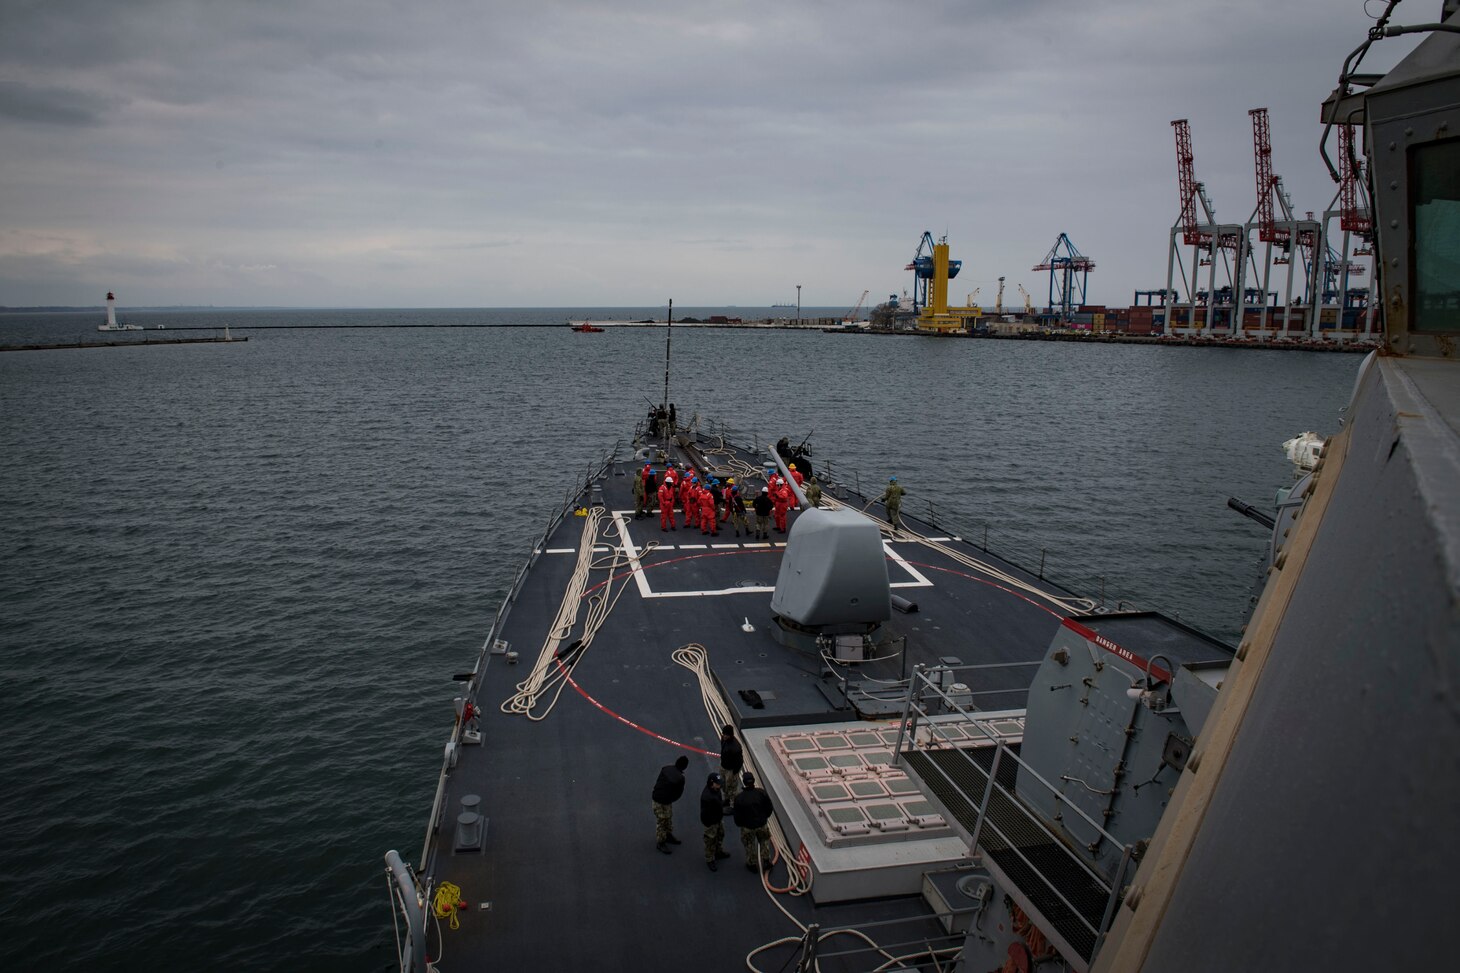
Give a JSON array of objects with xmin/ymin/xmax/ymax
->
[{"xmin": 0, "ymin": 0, "xmax": 1425, "ymax": 308}]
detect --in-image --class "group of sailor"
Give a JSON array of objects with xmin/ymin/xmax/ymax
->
[
  {"xmin": 632, "ymin": 456, "xmax": 903, "ymax": 539},
  {"xmin": 631, "ymin": 461, "xmax": 821, "ymax": 540},
  {"xmin": 650, "ymin": 726, "xmax": 775, "ymax": 874}
]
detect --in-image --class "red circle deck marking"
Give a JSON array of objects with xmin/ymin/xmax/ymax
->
[
  {"xmin": 897, "ymin": 559, "xmax": 1068, "ymax": 618},
  {"xmin": 566, "ymin": 549, "xmax": 773, "ymax": 754},
  {"xmin": 559, "ymin": 546, "xmax": 1067, "ymax": 752},
  {"xmin": 552, "ymin": 654, "xmax": 714, "ymax": 755}
]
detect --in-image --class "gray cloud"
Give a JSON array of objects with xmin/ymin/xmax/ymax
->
[
  {"xmin": 0, "ymin": 80, "xmax": 123, "ymax": 126},
  {"xmin": 0, "ymin": 0, "xmax": 1426, "ymax": 307}
]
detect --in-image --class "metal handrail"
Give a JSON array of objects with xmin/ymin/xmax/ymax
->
[
  {"xmin": 797, "ymin": 454, "xmax": 1147, "ymax": 612},
  {"xmin": 415, "ymin": 442, "xmax": 622, "ymax": 870},
  {"xmin": 907, "ymin": 701, "xmax": 1116, "ymax": 893},
  {"xmin": 683, "ymin": 423, "xmax": 1138, "ymax": 607},
  {"xmin": 385, "ymin": 850, "xmax": 427, "ymax": 973},
  {"xmin": 973, "ymin": 809, "xmax": 1110, "ymax": 944},
  {"xmin": 899, "ymin": 667, "xmax": 1137, "ymax": 951},
  {"xmin": 903, "ymin": 710, "xmax": 1120, "ymax": 949},
  {"xmin": 912, "ymin": 670, "xmax": 1127, "ymax": 849}
]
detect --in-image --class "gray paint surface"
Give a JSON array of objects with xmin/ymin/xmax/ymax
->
[
  {"xmin": 771, "ymin": 507, "xmax": 892, "ymax": 627},
  {"xmin": 1140, "ymin": 355, "xmax": 1460, "ymax": 971}
]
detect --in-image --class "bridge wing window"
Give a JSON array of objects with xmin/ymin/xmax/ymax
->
[{"xmin": 1413, "ymin": 138, "xmax": 1460, "ymax": 332}]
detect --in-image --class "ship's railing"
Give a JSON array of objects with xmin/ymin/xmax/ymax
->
[
  {"xmin": 901, "ymin": 658, "xmax": 1040, "ymax": 711},
  {"xmin": 692, "ymin": 419, "xmax": 1151, "ymax": 616},
  {"xmin": 412, "ymin": 442, "xmax": 623, "ymax": 874},
  {"xmin": 822, "ymin": 647, "xmax": 1040, "ymax": 710},
  {"xmin": 896, "ymin": 664, "xmax": 1136, "ymax": 963},
  {"xmin": 384, "ymin": 850, "xmax": 427, "ymax": 973}
]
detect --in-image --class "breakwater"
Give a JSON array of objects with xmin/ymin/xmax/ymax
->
[{"xmin": 0, "ymin": 335, "xmax": 248, "ymax": 353}]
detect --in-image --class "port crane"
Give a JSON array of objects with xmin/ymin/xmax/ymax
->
[
  {"xmin": 842, "ymin": 289, "xmax": 870, "ymax": 325},
  {"xmin": 1166, "ymin": 118, "xmax": 1249, "ymax": 335},
  {"xmin": 906, "ymin": 231, "xmax": 961, "ymax": 315},
  {"xmin": 1032, "ymin": 234, "xmax": 1095, "ymax": 323},
  {"xmin": 1017, "ymin": 284, "xmax": 1032, "ymax": 317}
]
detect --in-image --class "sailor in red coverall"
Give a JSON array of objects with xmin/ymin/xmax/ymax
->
[
  {"xmin": 788, "ymin": 463, "xmax": 804, "ymax": 487},
  {"xmin": 659, "ymin": 476, "xmax": 677, "ymax": 531},
  {"xmin": 771, "ymin": 481, "xmax": 792, "ymax": 534},
  {"xmin": 680, "ymin": 475, "xmax": 697, "ymax": 530},
  {"xmin": 699, "ymin": 483, "xmax": 718, "ymax": 536}
]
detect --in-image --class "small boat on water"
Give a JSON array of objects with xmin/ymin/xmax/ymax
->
[{"xmin": 570, "ymin": 321, "xmax": 605, "ymax": 333}]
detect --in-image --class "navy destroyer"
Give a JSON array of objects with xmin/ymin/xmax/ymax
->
[{"xmin": 385, "ymin": 6, "xmax": 1460, "ymax": 969}]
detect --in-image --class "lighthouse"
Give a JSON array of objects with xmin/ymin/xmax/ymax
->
[{"xmin": 97, "ymin": 291, "xmax": 139, "ymax": 331}]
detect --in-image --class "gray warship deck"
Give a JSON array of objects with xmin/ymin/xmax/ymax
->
[{"xmin": 412, "ymin": 426, "xmax": 1089, "ymax": 972}]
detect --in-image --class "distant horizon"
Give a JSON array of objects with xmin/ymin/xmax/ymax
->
[{"xmin": 0, "ymin": 303, "xmax": 856, "ymax": 314}]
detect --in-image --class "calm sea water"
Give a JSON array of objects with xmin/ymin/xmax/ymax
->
[{"xmin": 0, "ymin": 309, "xmax": 1358, "ymax": 970}]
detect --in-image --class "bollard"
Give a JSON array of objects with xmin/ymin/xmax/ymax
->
[{"xmin": 455, "ymin": 794, "xmax": 485, "ymax": 851}]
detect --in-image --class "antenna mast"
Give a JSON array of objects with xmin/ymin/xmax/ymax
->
[{"xmin": 662, "ymin": 299, "xmax": 673, "ymax": 449}]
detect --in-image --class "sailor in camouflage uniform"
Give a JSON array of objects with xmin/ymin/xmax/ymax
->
[
  {"xmin": 651, "ymin": 755, "xmax": 688, "ymax": 853},
  {"xmin": 878, "ymin": 476, "xmax": 905, "ymax": 530},
  {"xmin": 732, "ymin": 772, "xmax": 775, "ymax": 873},
  {"xmin": 700, "ymin": 774, "xmax": 731, "ymax": 871}
]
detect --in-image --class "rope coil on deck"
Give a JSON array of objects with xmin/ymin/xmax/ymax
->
[
  {"xmin": 672, "ymin": 643, "xmax": 814, "ymax": 899},
  {"xmin": 501, "ymin": 509, "xmax": 656, "ymax": 721}
]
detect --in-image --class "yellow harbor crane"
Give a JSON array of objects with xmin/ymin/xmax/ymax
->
[
  {"xmin": 1017, "ymin": 284, "xmax": 1033, "ymax": 317},
  {"xmin": 907, "ymin": 232, "xmax": 983, "ymax": 332}
]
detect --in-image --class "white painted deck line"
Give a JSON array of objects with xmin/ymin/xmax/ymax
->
[
  {"xmin": 608, "ymin": 514, "xmax": 935, "ymax": 600},
  {"xmin": 883, "ymin": 540, "xmax": 934, "ymax": 588},
  {"xmin": 610, "ymin": 510, "xmax": 656, "ymax": 599}
]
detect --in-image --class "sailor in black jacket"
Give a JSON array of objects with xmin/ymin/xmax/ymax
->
[
  {"xmin": 699, "ymin": 774, "xmax": 731, "ymax": 871},
  {"xmin": 651, "ymin": 755, "xmax": 689, "ymax": 853},
  {"xmin": 719, "ymin": 725, "xmax": 744, "ymax": 807},
  {"xmin": 752, "ymin": 488, "xmax": 773, "ymax": 540},
  {"xmin": 732, "ymin": 772, "xmax": 775, "ymax": 872}
]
